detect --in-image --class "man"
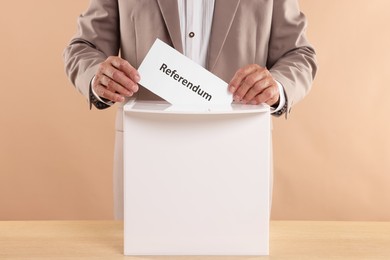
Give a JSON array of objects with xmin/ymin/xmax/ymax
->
[{"xmin": 64, "ymin": 0, "xmax": 317, "ymax": 219}]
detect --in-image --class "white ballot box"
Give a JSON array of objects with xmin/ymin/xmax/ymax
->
[{"xmin": 123, "ymin": 99, "xmax": 271, "ymax": 256}]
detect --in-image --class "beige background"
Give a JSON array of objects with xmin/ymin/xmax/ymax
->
[{"xmin": 0, "ymin": 0, "xmax": 389, "ymax": 220}]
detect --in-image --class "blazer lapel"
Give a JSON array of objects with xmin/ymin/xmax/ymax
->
[
  {"xmin": 157, "ymin": 0, "xmax": 183, "ymax": 53},
  {"xmin": 207, "ymin": 0, "xmax": 241, "ymax": 71}
]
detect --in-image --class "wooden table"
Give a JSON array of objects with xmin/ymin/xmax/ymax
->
[{"xmin": 1, "ymin": 221, "xmax": 390, "ymax": 259}]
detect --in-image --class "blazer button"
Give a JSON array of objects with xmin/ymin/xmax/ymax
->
[{"xmin": 189, "ymin": 32, "xmax": 195, "ymax": 38}]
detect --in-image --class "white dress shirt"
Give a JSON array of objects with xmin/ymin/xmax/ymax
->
[
  {"xmin": 177, "ymin": 0, "xmax": 215, "ymax": 67},
  {"xmin": 93, "ymin": 0, "xmax": 286, "ymax": 112}
]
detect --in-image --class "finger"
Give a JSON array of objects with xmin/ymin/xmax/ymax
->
[
  {"xmin": 235, "ymin": 70, "xmax": 268, "ymax": 103},
  {"xmin": 100, "ymin": 75, "xmax": 134, "ymax": 97},
  {"xmin": 242, "ymin": 76, "xmax": 272, "ymax": 102},
  {"xmin": 109, "ymin": 56, "xmax": 141, "ymax": 83},
  {"xmin": 94, "ymin": 84, "xmax": 125, "ymax": 103},
  {"xmin": 228, "ymin": 64, "xmax": 260, "ymax": 94},
  {"xmin": 101, "ymin": 65, "xmax": 139, "ymax": 93},
  {"xmin": 251, "ymin": 85, "xmax": 280, "ymax": 106}
]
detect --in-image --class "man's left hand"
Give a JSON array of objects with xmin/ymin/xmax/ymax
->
[{"xmin": 229, "ymin": 64, "xmax": 280, "ymax": 106}]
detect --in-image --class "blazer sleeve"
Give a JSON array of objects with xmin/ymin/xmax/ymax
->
[
  {"xmin": 267, "ymin": 0, "xmax": 318, "ymax": 117},
  {"xmin": 63, "ymin": 0, "xmax": 120, "ymax": 107}
]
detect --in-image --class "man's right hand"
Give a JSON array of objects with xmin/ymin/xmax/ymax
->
[{"xmin": 92, "ymin": 56, "xmax": 140, "ymax": 103}]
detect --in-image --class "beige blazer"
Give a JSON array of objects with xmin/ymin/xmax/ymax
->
[{"xmin": 64, "ymin": 0, "xmax": 317, "ymax": 218}]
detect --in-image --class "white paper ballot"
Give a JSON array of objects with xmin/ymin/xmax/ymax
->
[{"xmin": 138, "ymin": 39, "xmax": 233, "ymax": 107}]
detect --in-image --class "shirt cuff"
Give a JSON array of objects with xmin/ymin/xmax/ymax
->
[
  {"xmin": 90, "ymin": 76, "xmax": 115, "ymax": 106},
  {"xmin": 271, "ymin": 81, "xmax": 286, "ymax": 114}
]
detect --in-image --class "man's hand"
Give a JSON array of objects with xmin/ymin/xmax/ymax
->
[
  {"xmin": 229, "ymin": 64, "xmax": 279, "ymax": 106},
  {"xmin": 93, "ymin": 56, "xmax": 140, "ymax": 103}
]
